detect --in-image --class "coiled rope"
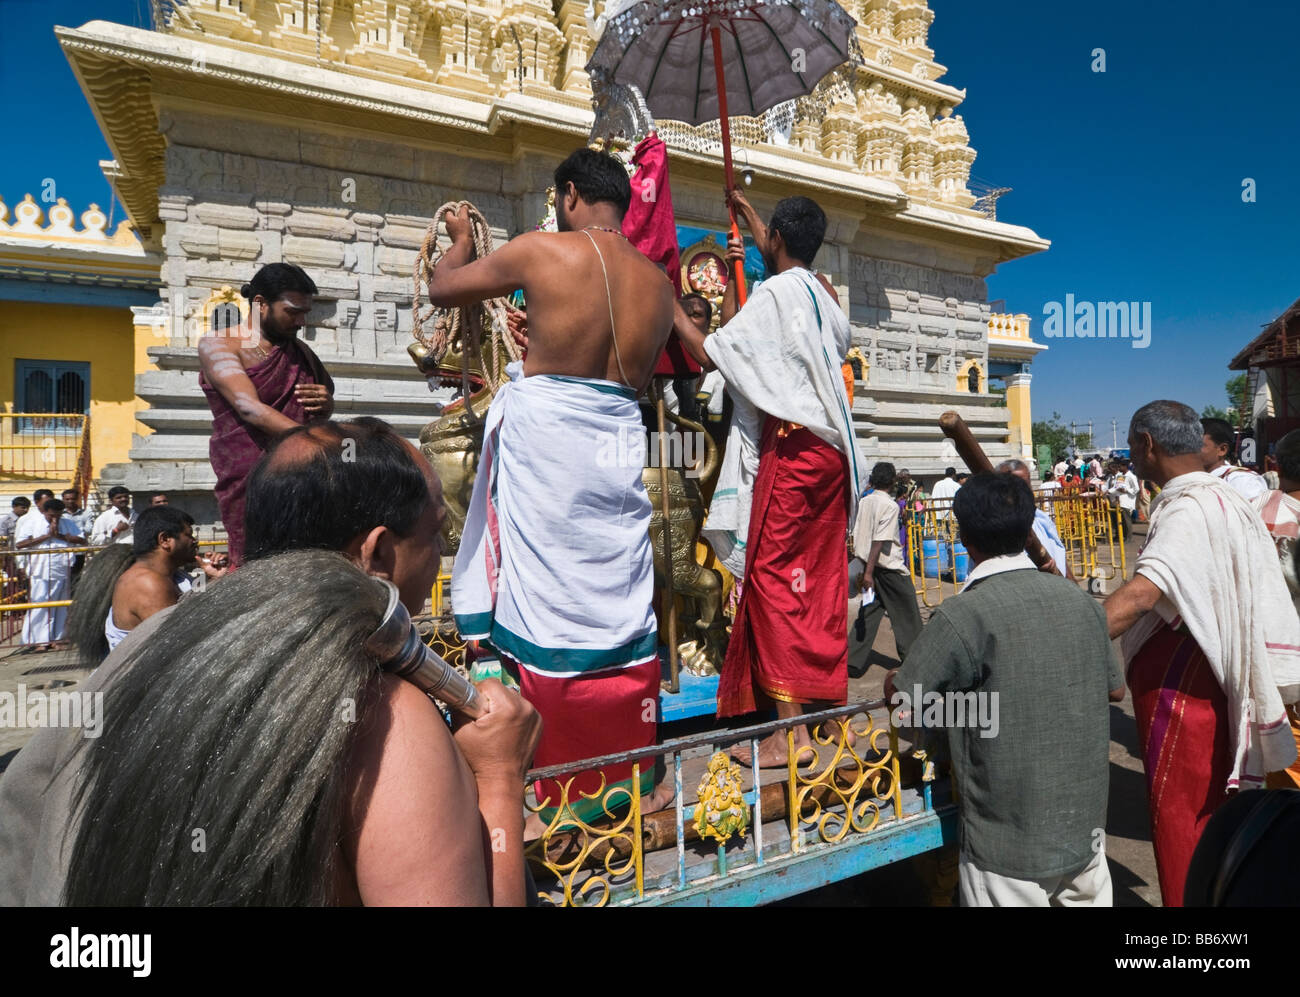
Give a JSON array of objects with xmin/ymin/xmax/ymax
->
[{"xmin": 412, "ymin": 200, "xmax": 523, "ymax": 396}]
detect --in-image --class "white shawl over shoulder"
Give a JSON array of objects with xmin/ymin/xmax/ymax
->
[
  {"xmin": 701, "ymin": 268, "xmax": 865, "ymax": 579},
  {"xmin": 1122, "ymin": 472, "xmax": 1300, "ymax": 788}
]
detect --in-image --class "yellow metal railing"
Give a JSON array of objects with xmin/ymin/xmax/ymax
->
[
  {"xmin": 522, "ymin": 701, "xmax": 923, "ymax": 906},
  {"xmin": 1041, "ymin": 490, "xmax": 1128, "ymax": 589},
  {"xmin": 0, "ymin": 413, "xmax": 89, "ymax": 483},
  {"xmin": 902, "ymin": 500, "xmax": 965, "ymax": 608},
  {"xmin": 1, "ymin": 537, "xmax": 229, "ymax": 645}
]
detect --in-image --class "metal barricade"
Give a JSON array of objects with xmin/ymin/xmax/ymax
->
[
  {"xmin": 896, "ymin": 489, "xmax": 1129, "ymax": 608},
  {"xmin": 0, "ymin": 537, "xmax": 230, "ymax": 647},
  {"xmin": 1038, "ymin": 490, "xmax": 1128, "ymax": 590},
  {"xmin": 902, "ymin": 498, "xmax": 965, "ymax": 608},
  {"xmin": 0, "ymin": 413, "xmax": 87, "ymax": 483}
]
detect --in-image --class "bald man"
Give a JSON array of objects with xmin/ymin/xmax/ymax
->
[{"xmin": 997, "ymin": 460, "xmax": 1071, "ymax": 578}]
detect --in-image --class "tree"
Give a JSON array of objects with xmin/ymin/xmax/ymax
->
[
  {"xmin": 1032, "ymin": 411, "xmax": 1092, "ymax": 458},
  {"xmin": 1201, "ymin": 404, "xmax": 1230, "ymax": 421},
  {"xmin": 1226, "ymin": 374, "xmax": 1248, "ymax": 422},
  {"xmin": 1204, "ymin": 376, "xmax": 1249, "ymax": 425}
]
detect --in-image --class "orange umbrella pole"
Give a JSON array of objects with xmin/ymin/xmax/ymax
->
[{"xmin": 710, "ymin": 21, "xmax": 748, "ymax": 306}]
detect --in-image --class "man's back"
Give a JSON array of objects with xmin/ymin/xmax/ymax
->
[
  {"xmin": 901, "ymin": 566, "xmax": 1117, "ymax": 879},
  {"xmin": 111, "ymin": 561, "xmax": 183, "ymax": 633},
  {"xmin": 514, "ymin": 230, "xmax": 674, "ymax": 390}
]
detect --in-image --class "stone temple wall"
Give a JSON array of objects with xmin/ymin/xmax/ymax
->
[
  {"xmin": 104, "ymin": 107, "xmax": 1011, "ymax": 526},
  {"xmin": 106, "ymin": 108, "xmax": 555, "ymax": 522}
]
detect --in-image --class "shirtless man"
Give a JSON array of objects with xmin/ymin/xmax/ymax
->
[
  {"xmin": 106, "ymin": 505, "xmax": 226, "ymax": 651},
  {"xmin": 428, "ymin": 147, "xmax": 675, "ymax": 815},
  {"xmin": 198, "ymin": 262, "xmax": 334, "ymax": 565},
  {"xmin": 430, "ymin": 153, "xmax": 673, "ymax": 390}
]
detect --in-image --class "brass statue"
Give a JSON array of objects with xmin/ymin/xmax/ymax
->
[
  {"xmin": 642, "ymin": 403, "xmax": 727, "ymax": 677},
  {"xmin": 410, "ymin": 340, "xmax": 504, "ymax": 555}
]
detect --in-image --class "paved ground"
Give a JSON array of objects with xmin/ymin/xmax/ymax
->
[
  {"xmin": 0, "ymin": 526, "xmax": 1159, "ymax": 906},
  {"xmin": 0, "ymin": 645, "xmax": 90, "ymax": 772}
]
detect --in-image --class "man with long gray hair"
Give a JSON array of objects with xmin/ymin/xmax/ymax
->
[
  {"xmin": 1104, "ymin": 400, "xmax": 1300, "ymax": 906},
  {"xmin": 0, "ymin": 418, "xmax": 541, "ymax": 906}
]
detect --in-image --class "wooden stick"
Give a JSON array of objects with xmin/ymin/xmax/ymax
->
[
  {"xmin": 938, "ymin": 411, "xmax": 1056, "ymax": 572},
  {"xmin": 710, "ymin": 19, "xmax": 747, "ymax": 307}
]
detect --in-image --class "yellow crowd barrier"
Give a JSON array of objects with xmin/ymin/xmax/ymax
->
[
  {"xmin": 0, "ymin": 412, "xmax": 88, "ymax": 484},
  {"xmin": 1, "ymin": 536, "xmax": 230, "ymax": 646},
  {"xmin": 897, "ymin": 488, "xmax": 1131, "ymax": 608}
]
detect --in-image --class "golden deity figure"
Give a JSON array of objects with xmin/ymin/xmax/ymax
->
[{"xmin": 694, "ymin": 751, "xmax": 750, "ymax": 844}]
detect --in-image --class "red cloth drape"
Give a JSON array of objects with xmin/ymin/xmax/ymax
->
[
  {"xmin": 199, "ymin": 339, "xmax": 332, "ymax": 566},
  {"xmin": 621, "ymin": 134, "xmax": 701, "ymax": 376},
  {"xmin": 1128, "ymin": 621, "xmax": 1232, "ymax": 907}
]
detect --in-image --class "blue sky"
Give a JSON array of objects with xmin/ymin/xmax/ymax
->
[
  {"xmin": 4, "ymin": 0, "xmax": 1296, "ymax": 440},
  {"xmin": 928, "ymin": 0, "xmax": 1299, "ymax": 439}
]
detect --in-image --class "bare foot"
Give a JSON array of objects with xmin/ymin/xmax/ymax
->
[
  {"xmin": 811, "ymin": 719, "xmax": 858, "ymax": 752},
  {"xmin": 640, "ymin": 780, "xmax": 676, "ymax": 814},
  {"xmin": 523, "ymin": 810, "xmax": 548, "ymax": 842},
  {"xmin": 730, "ymin": 729, "xmax": 808, "ymax": 768}
]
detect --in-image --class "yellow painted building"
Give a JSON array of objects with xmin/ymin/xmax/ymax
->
[
  {"xmin": 986, "ymin": 312, "xmax": 1048, "ymax": 465},
  {"xmin": 0, "ymin": 190, "xmax": 161, "ymax": 502}
]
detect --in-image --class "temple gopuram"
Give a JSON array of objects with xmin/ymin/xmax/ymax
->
[{"xmin": 50, "ymin": 0, "xmax": 1049, "ymax": 523}]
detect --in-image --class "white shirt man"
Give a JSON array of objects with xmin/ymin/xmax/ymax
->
[
  {"xmin": 1209, "ymin": 462, "xmax": 1269, "ymax": 503},
  {"xmin": 1053, "ymin": 459, "xmax": 1068, "ymax": 479},
  {"xmin": 68, "ymin": 504, "xmax": 96, "ymax": 539},
  {"xmin": 14, "ymin": 503, "xmax": 47, "ymax": 543},
  {"xmin": 1110, "ymin": 467, "xmax": 1140, "ymax": 512},
  {"xmin": 91, "ymin": 505, "xmax": 136, "ymax": 546},
  {"xmin": 15, "ymin": 509, "xmax": 82, "ymax": 646},
  {"xmin": 0, "ymin": 509, "xmax": 25, "ymax": 543},
  {"xmin": 931, "ymin": 470, "xmax": 961, "ymax": 519}
]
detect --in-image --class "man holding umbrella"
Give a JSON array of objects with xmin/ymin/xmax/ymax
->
[{"xmin": 674, "ymin": 188, "xmax": 865, "ymax": 764}]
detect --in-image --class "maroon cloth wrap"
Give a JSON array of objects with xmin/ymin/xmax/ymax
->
[{"xmin": 199, "ymin": 338, "xmax": 333, "ymax": 566}]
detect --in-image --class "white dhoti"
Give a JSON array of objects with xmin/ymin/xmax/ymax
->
[
  {"xmin": 452, "ymin": 362, "xmax": 660, "ymax": 816},
  {"xmin": 21, "ymin": 541, "xmax": 74, "ymax": 645}
]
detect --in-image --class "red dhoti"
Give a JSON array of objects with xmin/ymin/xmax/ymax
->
[
  {"xmin": 1128, "ymin": 621, "xmax": 1232, "ymax": 907},
  {"xmin": 717, "ymin": 418, "xmax": 849, "ymax": 717}
]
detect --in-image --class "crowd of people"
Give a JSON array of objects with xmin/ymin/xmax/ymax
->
[
  {"xmin": 1, "ymin": 487, "xmax": 177, "ymax": 649},
  {"xmin": 0, "ymin": 145, "xmax": 1296, "ymax": 908}
]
